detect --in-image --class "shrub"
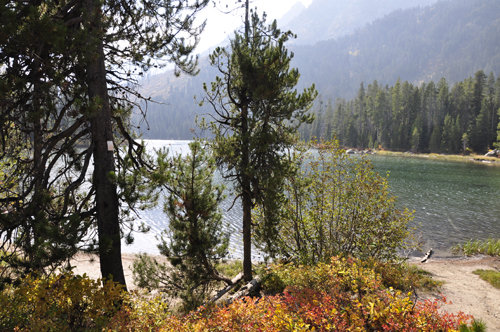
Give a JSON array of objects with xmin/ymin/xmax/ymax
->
[
  {"xmin": 0, "ymin": 271, "xmax": 125, "ymax": 331},
  {"xmin": 122, "ymin": 256, "xmax": 470, "ymax": 331},
  {"xmin": 254, "ymin": 139, "xmax": 415, "ymax": 264}
]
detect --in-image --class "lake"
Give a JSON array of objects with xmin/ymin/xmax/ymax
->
[{"xmin": 122, "ymin": 140, "xmax": 500, "ymax": 259}]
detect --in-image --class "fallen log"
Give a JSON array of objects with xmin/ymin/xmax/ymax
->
[
  {"xmin": 205, "ymin": 272, "xmax": 244, "ymax": 305},
  {"xmin": 421, "ymin": 248, "xmax": 433, "ymax": 263},
  {"xmin": 226, "ymin": 275, "xmax": 261, "ymax": 304}
]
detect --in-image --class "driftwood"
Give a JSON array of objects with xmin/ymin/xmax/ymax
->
[
  {"xmin": 421, "ymin": 248, "xmax": 433, "ymax": 263},
  {"xmin": 205, "ymin": 272, "xmax": 244, "ymax": 305},
  {"xmin": 226, "ymin": 275, "xmax": 261, "ymax": 304}
]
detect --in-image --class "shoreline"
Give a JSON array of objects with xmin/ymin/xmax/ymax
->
[
  {"xmin": 374, "ymin": 150, "xmax": 500, "ymax": 165},
  {"xmin": 69, "ymin": 252, "xmax": 169, "ymax": 291},
  {"xmin": 410, "ymin": 254, "xmax": 500, "ymax": 332}
]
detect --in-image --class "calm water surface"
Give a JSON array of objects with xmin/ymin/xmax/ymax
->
[{"xmin": 123, "ymin": 141, "xmax": 500, "ymax": 258}]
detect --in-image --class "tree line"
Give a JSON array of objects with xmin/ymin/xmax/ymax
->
[
  {"xmin": 300, "ymin": 70, "xmax": 500, "ymax": 153},
  {"xmin": 134, "ymin": 0, "xmax": 500, "ymax": 141}
]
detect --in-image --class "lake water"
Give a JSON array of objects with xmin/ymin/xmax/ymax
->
[{"xmin": 122, "ymin": 140, "xmax": 500, "ymax": 259}]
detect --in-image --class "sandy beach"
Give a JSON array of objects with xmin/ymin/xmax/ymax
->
[
  {"xmin": 69, "ymin": 252, "xmax": 167, "ymax": 291},
  {"xmin": 410, "ymin": 255, "xmax": 500, "ymax": 331}
]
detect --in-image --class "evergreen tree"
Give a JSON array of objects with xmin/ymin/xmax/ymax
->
[
  {"xmin": 429, "ymin": 125, "xmax": 442, "ymax": 153},
  {"xmin": 0, "ymin": 0, "xmax": 209, "ymax": 287},
  {"xmin": 133, "ymin": 141, "xmax": 231, "ymax": 310},
  {"xmin": 201, "ymin": 6, "xmax": 317, "ymax": 281},
  {"xmin": 441, "ymin": 113, "xmax": 453, "ymax": 153},
  {"xmin": 324, "ymin": 99, "xmax": 334, "ymax": 141},
  {"xmin": 470, "ymin": 104, "xmax": 490, "ymax": 153},
  {"xmin": 411, "ymin": 127, "xmax": 420, "ymax": 153}
]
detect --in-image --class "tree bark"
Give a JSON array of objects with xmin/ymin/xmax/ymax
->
[
  {"xmin": 205, "ymin": 272, "xmax": 243, "ymax": 305},
  {"xmin": 241, "ymin": 105, "xmax": 252, "ymax": 282},
  {"xmin": 242, "ymin": 0, "xmax": 252, "ymax": 282},
  {"xmin": 84, "ymin": 0, "xmax": 127, "ymax": 289}
]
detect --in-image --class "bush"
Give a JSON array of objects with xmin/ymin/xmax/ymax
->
[
  {"xmin": 120, "ymin": 256, "xmax": 472, "ymax": 331},
  {"xmin": 254, "ymin": 139, "xmax": 415, "ymax": 264},
  {"xmin": 0, "ymin": 271, "xmax": 125, "ymax": 331}
]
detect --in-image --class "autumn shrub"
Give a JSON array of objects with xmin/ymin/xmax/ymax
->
[
  {"xmin": 363, "ymin": 259, "xmax": 442, "ymax": 292},
  {"xmin": 0, "ymin": 271, "xmax": 125, "ymax": 331},
  {"xmin": 104, "ymin": 291, "xmax": 174, "ymax": 332},
  {"xmin": 254, "ymin": 139, "xmax": 416, "ymax": 264},
  {"xmin": 109, "ymin": 256, "xmax": 474, "ymax": 331},
  {"xmin": 259, "ymin": 257, "xmax": 471, "ymax": 331}
]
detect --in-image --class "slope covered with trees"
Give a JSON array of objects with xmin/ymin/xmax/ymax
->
[
  {"xmin": 292, "ymin": 0, "xmax": 500, "ymax": 100},
  {"xmin": 283, "ymin": 0, "xmax": 438, "ymax": 45},
  {"xmin": 135, "ymin": 0, "xmax": 500, "ymax": 140},
  {"xmin": 301, "ymin": 70, "xmax": 500, "ymax": 153}
]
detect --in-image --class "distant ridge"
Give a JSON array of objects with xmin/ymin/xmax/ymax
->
[
  {"xmin": 284, "ymin": 0, "xmax": 438, "ymax": 45},
  {"xmin": 135, "ymin": 0, "xmax": 500, "ymax": 140},
  {"xmin": 278, "ymin": 2, "xmax": 306, "ymax": 27}
]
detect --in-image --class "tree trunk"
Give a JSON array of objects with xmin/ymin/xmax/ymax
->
[
  {"xmin": 84, "ymin": 0, "xmax": 127, "ymax": 289},
  {"xmin": 241, "ymin": 104, "xmax": 252, "ymax": 282},
  {"xmin": 242, "ymin": 185, "xmax": 252, "ymax": 282},
  {"xmin": 241, "ymin": 0, "xmax": 252, "ymax": 283},
  {"xmin": 226, "ymin": 275, "xmax": 261, "ymax": 304}
]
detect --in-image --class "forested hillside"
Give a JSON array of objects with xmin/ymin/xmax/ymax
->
[
  {"xmin": 302, "ymin": 70, "xmax": 500, "ymax": 153},
  {"xmin": 283, "ymin": 0, "xmax": 437, "ymax": 45},
  {"xmin": 133, "ymin": 0, "xmax": 500, "ymax": 140},
  {"xmin": 292, "ymin": 0, "xmax": 500, "ymax": 99}
]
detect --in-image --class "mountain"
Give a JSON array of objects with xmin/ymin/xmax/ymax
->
[
  {"xmin": 134, "ymin": 0, "xmax": 500, "ymax": 140},
  {"xmin": 278, "ymin": 2, "xmax": 306, "ymax": 27},
  {"xmin": 290, "ymin": 0, "xmax": 500, "ymax": 98},
  {"xmin": 284, "ymin": 0, "xmax": 438, "ymax": 45}
]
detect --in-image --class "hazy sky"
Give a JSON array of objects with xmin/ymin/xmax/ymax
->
[{"xmin": 195, "ymin": 0, "xmax": 313, "ymax": 54}]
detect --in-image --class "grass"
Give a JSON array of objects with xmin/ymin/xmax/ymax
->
[
  {"xmin": 452, "ymin": 238, "xmax": 500, "ymax": 257},
  {"xmin": 215, "ymin": 260, "xmax": 243, "ymax": 279},
  {"xmin": 459, "ymin": 319, "xmax": 487, "ymax": 332},
  {"xmin": 473, "ymin": 269, "xmax": 500, "ymax": 290}
]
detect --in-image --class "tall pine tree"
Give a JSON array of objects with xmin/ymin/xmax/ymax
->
[{"xmin": 202, "ymin": 5, "xmax": 316, "ymax": 281}]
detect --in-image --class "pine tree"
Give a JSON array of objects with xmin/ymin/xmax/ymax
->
[
  {"xmin": 201, "ymin": 6, "xmax": 317, "ymax": 281},
  {"xmin": 411, "ymin": 127, "xmax": 420, "ymax": 153},
  {"xmin": 429, "ymin": 125, "xmax": 442, "ymax": 153},
  {"xmin": 442, "ymin": 113, "xmax": 453, "ymax": 152},
  {"xmin": 133, "ymin": 141, "xmax": 230, "ymax": 310},
  {"xmin": 0, "ymin": 0, "xmax": 209, "ymax": 287},
  {"xmin": 324, "ymin": 99, "xmax": 334, "ymax": 141}
]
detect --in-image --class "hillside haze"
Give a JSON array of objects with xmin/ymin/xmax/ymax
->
[
  {"xmin": 135, "ymin": 0, "xmax": 500, "ymax": 140},
  {"xmin": 283, "ymin": 0, "xmax": 438, "ymax": 45}
]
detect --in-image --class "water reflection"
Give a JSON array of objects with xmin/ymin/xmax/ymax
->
[{"xmin": 124, "ymin": 141, "xmax": 500, "ymax": 258}]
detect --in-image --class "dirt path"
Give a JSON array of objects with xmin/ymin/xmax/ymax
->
[{"xmin": 410, "ymin": 255, "xmax": 500, "ymax": 331}]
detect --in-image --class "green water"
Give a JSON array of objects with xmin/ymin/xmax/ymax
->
[
  {"xmin": 129, "ymin": 141, "xmax": 500, "ymax": 258},
  {"xmin": 366, "ymin": 154, "xmax": 500, "ymax": 257}
]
